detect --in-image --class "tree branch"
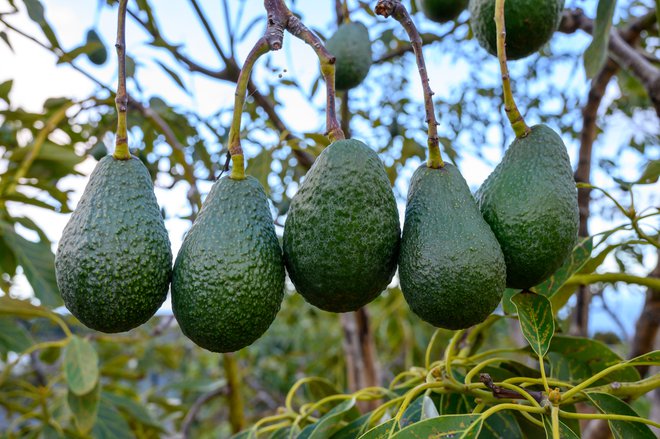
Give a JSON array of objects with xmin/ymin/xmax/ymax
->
[{"xmin": 559, "ymin": 8, "xmax": 660, "ymax": 116}]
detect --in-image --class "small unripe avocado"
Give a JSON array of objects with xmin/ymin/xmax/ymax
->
[
  {"xmin": 283, "ymin": 139, "xmax": 400, "ymax": 313},
  {"xmin": 55, "ymin": 156, "xmax": 172, "ymax": 333},
  {"xmin": 418, "ymin": 0, "xmax": 468, "ymax": 23},
  {"xmin": 85, "ymin": 29, "xmax": 108, "ymax": 65},
  {"xmin": 399, "ymin": 164, "xmax": 506, "ymax": 329},
  {"xmin": 477, "ymin": 125, "xmax": 579, "ymax": 289},
  {"xmin": 172, "ymin": 176, "xmax": 284, "ymax": 353},
  {"xmin": 326, "ymin": 22, "xmax": 372, "ymax": 90},
  {"xmin": 469, "ymin": 0, "xmax": 564, "ymax": 60}
]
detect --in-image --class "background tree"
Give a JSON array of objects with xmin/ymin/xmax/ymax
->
[{"xmin": 0, "ymin": 0, "xmax": 658, "ymax": 437}]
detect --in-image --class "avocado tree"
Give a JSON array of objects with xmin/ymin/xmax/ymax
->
[{"xmin": 0, "ymin": 0, "xmax": 658, "ymax": 437}]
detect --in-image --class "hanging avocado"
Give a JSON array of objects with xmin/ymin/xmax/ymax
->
[{"xmin": 326, "ymin": 22, "xmax": 373, "ymax": 90}]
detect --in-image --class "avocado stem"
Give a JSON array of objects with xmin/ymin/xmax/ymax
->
[
  {"xmin": 285, "ymin": 13, "xmax": 345, "ymax": 142},
  {"xmin": 494, "ymin": 0, "xmax": 531, "ymax": 139},
  {"xmin": 375, "ymin": 0, "xmax": 444, "ymax": 169},
  {"xmin": 227, "ymin": 38, "xmax": 271, "ymax": 180},
  {"xmin": 113, "ymin": 0, "xmax": 131, "ymax": 160}
]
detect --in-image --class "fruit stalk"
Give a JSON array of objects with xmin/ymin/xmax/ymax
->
[
  {"xmin": 494, "ymin": 0, "xmax": 530, "ymax": 138},
  {"xmin": 375, "ymin": 0, "xmax": 444, "ymax": 169},
  {"xmin": 113, "ymin": 0, "xmax": 130, "ymax": 160},
  {"xmin": 285, "ymin": 14, "xmax": 345, "ymax": 142},
  {"xmin": 227, "ymin": 37, "xmax": 271, "ymax": 180}
]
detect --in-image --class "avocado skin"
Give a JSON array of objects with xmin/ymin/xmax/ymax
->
[
  {"xmin": 419, "ymin": 0, "xmax": 468, "ymax": 23},
  {"xmin": 326, "ymin": 22, "xmax": 372, "ymax": 90},
  {"xmin": 399, "ymin": 164, "xmax": 506, "ymax": 329},
  {"xmin": 55, "ymin": 156, "xmax": 172, "ymax": 333},
  {"xmin": 172, "ymin": 176, "xmax": 284, "ymax": 353},
  {"xmin": 477, "ymin": 124, "xmax": 579, "ymax": 289},
  {"xmin": 469, "ymin": 0, "xmax": 564, "ymax": 60},
  {"xmin": 283, "ymin": 139, "xmax": 400, "ymax": 313},
  {"xmin": 85, "ymin": 29, "xmax": 108, "ymax": 65}
]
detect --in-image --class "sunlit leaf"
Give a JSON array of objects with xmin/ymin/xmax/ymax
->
[
  {"xmin": 583, "ymin": 0, "xmax": 616, "ymax": 77},
  {"xmin": 64, "ymin": 336, "xmax": 99, "ymax": 396},
  {"xmin": 391, "ymin": 414, "xmax": 482, "ymax": 438},
  {"xmin": 512, "ymin": 291, "xmax": 554, "ymax": 357}
]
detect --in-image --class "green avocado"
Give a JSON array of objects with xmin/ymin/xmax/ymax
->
[
  {"xmin": 85, "ymin": 29, "xmax": 108, "ymax": 65},
  {"xmin": 55, "ymin": 156, "xmax": 172, "ymax": 333},
  {"xmin": 399, "ymin": 164, "xmax": 506, "ymax": 329},
  {"xmin": 477, "ymin": 124, "xmax": 579, "ymax": 289},
  {"xmin": 469, "ymin": 0, "xmax": 564, "ymax": 60},
  {"xmin": 172, "ymin": 176, "xmax": 284, "ymax": 353},
  {"xmin": 326, "ymin": 22, "xmax": 372, "ymax": 90},
  {"xmin": 283, "ymin": 139, "xmax": 400, "ymax": 313},
  {"xmin": 419, "ymin": 0, "xmax": 468, "ymax": 23}
]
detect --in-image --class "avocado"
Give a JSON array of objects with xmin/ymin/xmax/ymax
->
[
  {"xmin": 469, "ymin": 0, "xmax": 564, "ymax": 60},
  {"xmin": 399, "ymin": 164, "xmax": 506, "ymax": 329},
  {"xmin": 477, "ymin": 124, "xmax": 579, "ymax": 289},
  {"xmin": 88, "ymin": 142, "xmax": 107, "ymax": 161},
  {"xmin": 172, "ymin": 176, "xmax": 284, "ymax": 353},
  {"xmin": 55, "ymin": 156, "xmax": 172, "ymax": 333},
  {"xmin": 419, "ymin": 0, "xmax": 468, "ymax": 23},
  {"xmin": 85, "ymin": 29, "xmax": 108, "ymax": 65},
  {"xmin": 326, "ymin": 22, "xmax": 372, "ymax": 90},
  {"xmin": 283, "ymin": 139, "xmax": 400, "ymax": 313}
]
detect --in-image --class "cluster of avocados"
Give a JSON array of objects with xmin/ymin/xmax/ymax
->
[{"xmin": 56, "ymin": 0, "xmax": 577, "ymax": 352}]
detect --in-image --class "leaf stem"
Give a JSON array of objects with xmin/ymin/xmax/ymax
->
[
  {"xmin": 551, "ymin": 406, "xmax": 560, "ymax": 439},
  {"xmin": 558, "ymin": 409, "xmax": 660, "ymax": 429},
  {"xmin": 113, "ymin": 0, "xmax": 130, "ymax": 160},
  {"xmin": 375, "ymin": 0, "xmax": 444, "ymax": 168},
  {"xmin": 494, "ymin": 0, "xmax": 530, "ymax": 138}
]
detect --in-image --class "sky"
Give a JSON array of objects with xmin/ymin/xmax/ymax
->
[{"xmin": 1, "ymin": 0, "xmax": 658, "ymax": 337}]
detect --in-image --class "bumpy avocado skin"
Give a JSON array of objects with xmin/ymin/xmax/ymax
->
[
  {"xmin": 326, "ymin": 22, "xmax": 372, "ymax": 90},
  {"xmin": 477, "ymin": 125, "xmax": 579, "ymax": 289},
  {"xmin": 399, "ymin": 164, "xmax": 506, "ymax": 329},
  {"xmin": 85, "ymin": 29, "xmax": 108, "ymax": 65},
  {"xmin": 419, "ymin": 0, "xmax": 468, "ymax": 23},
  {"xmin": 55, "ymin": 156, "xmax": 172, "ymax": 333},
  {"xmin": 172, "ymin": 176, "xmax": 284, "ymax": 353},
  {"xmin": 283, "ymin": 139, "xmax": 400, "ymax": 313},
  {"xmin": 469, "ymin": 0, "xmax": 564, "ymax": 60}
]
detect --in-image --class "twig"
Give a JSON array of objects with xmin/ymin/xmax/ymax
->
[
  {"xmin": 479, "ymin": 373, "xmax": 545, "ymax": 404},
  {"xmin": 188, "ymin": 0, "xmax": 229, "ymax": 64},
  {"xmin": 181, "ymin": 386, "xmax": 228, "ymax": 439},
  {"xmin": 494, "ymin": 0, "xmax": 530, "ymax": 138},
  {"xmin": 375, "ymin": 0, "xmax": 444, "ymax": 168},
  {"xmin": 559, "ymin": 8, "xmax": 660, "ymax": 117},
  {"xmin": 113, "ymin": 0, "xmax": 130, "ymax": 160},
  {"xmin": 284, "ymin": 11, "xmax": 344, "ymax": 141}
]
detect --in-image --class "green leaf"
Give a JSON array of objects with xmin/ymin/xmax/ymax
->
[
  {"xmin": 535, "ymin": 237, "xmax": 593, "ymax": 310},
  {"xmin": 247, "ymin": 149, "xmax": 273, "ymax": 193},
  {"xmin": 23, "ymin": 0, "xmax": 45, "ymax": 23},
  {"xmin": 67, "ymin": 382, "xmax": 100, "ymax": 434},
  {"xmin": 0, "ymin": 295, "xmax": 50, "ymax": 317},
  {"xmin": 306, "ymin": 398, "xmax": 357, "ymax": 439},
  {"xmin": 634, "ymin": 160, "xmax": 660, "ymax": 185},
  {"xmin": 155, "ymin": 60, "xmax": 189, "ymax": 94},
  {"xmin": 101, "ymin": 392, "xmax": 162, "ymax": 429},
  {"xmin": 391, "ymin": 414, "xmax": 482, "ymax": 438},
  {"xmin": 0, "ymin": 80, "xmax": 12, "ymax": 104},
  {"xmin": 357, "ymin": 419, "xmax": 397, "ymax": 438},
  {"xmin": 541, "ymin": 416, "xmax": 580, "ymax": 439},
  {"xmin": 512, "ymin": 291, "xmax": 554, "ymax": 357},
  {"xmin": 0, "ymin": 317, "xmax": 34, "ymax": 354},
  {"xmin": 583, "ymin": 0, "xmax": 617, "ymax": 78},
  {"xmin": 91, "ymin": 398, "xmax": 133, "ymax": 439},
  {"xmin": 544, "ymin": 336, "xmax": 640, "ymax": 384},
  {"xmin": 330, "ymin": 413, "xmax": 373, "ymax": 438},
  {"xmin": 0, "ymin": 224, "xmax": 61, "ymax": 308},
  {"xmin": 586, "ymin": 393, "xmax": 655, "ymax": 439},
  {"xmin": 64, "ymin": 336, "xmax": 99, "ymax": 396},
  {"xmin": 0, "ymin": 31, "xmax": 13, "ymax": 52},
  {"xmin": 478, "ymin": 411, "xmax": 524, "ymax": 438}
]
